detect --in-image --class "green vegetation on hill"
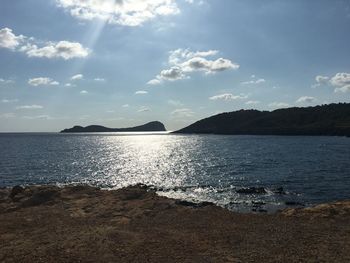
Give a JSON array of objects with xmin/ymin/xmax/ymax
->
[{"xmin": 175, "ymin": 103, "xmax": 350, "ymax": 136}]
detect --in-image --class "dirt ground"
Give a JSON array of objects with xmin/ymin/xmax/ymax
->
[{"xmin": 1, "ymin": 184, "xmax": 349, "ymax": 263}]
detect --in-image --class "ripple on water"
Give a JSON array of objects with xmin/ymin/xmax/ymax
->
[{"xmin": 0, "ymin": 133, "xmax": 349, "ymax": 212}]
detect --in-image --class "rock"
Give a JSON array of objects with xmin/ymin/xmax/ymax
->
[
  {"xmin": 9, "ymin": 185, "xmax": 24, "ymax": 199},
  {"xmin": 258, "ymin": 209, "xmax": 268, "ymax": 213},
  {"xmin": 285, "ymin": 201, "xmax": 305, "ymax": 206},
  {"xmin": 237, "ymin": 187, "xmax": 267, "ymax": 194},
  {"xmin": 252, "ymin": 201, "xmax": 266, "ymax": 206},
  {"xmin": 175, "ymin": 200, "xmax": 214, "ymax": 208},
  {"xmin": 274, "ymin": 187, "xmax": 286, "ymax": 195},
  {"xmin": 119, "ymin": 184, "xmax": 149, "ymax": 200},
  {"xmin": 22, "ymin": 188, "xmax": 60, "ymax": 207}
]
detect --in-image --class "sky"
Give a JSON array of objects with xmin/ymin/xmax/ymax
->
[{"xmin": 0, "ymin": 0, "xmax": 350, "ymax": 132}]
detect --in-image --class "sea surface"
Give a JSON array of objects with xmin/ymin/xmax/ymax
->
[{"xmin": 1, "ymin": 132, "xmax": 349, "ymax": 212}]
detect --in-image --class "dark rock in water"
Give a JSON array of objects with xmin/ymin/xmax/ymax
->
[
  {"xmin": 175, "ymin": 200, "xmax": 214, "ymax": 208},
  {"xmin": 274, "ymin": 187, "xmax": 286, "ymax": 195},
  {"xmin": 60, "ymin": 121, "xmax": 166, "ymax": 133},
  {"xmin": 285, "ymin": 201, "xmax": 305, "ymax": 206},
  {"xmin": 9, "ymin": 185, "xmax": 24, "ymax": 199},
  {"xmin": 237, "ymin": 187, "xmax": 267, "ymax": 194},
  {"xmin": 252, "ymin": 201, "xmax": 266, "ymax": 206}
]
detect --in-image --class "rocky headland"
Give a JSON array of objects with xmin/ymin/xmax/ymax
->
[{"xmin": 60, "ymin": 121, "xmax": 166, "ymax": 133}]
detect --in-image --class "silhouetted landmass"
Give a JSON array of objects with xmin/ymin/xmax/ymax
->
[
  {"xmin": 175, "ymin": 103, "xmax": 350, "ymax": 136},
  {"xmin": 60, "ymin": 121, "xmax": 166, "ymax": 133}
]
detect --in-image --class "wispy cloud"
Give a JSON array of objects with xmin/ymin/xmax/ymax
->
[
  {"xmin": 16, "ymin": 104, "xmax": 43, "ymax": 110},
  {"xmin": 94, "ymin": 78, "xmax": 105, "ymax": 82},
  {"xmin": 80, "ymin": 90, "xmax": 88, "ymax": 94},
  {"xmin": 296, "ymin": 96, "xmax": 317, "ymax": 104},
  {"xmin": 28, "ymin": 77, "xmax": 59, "ymax": 86},
  {"xmin": 0, "ymin": 78, "xmax": 15, "ymax": 84},
  {"xmin": 241, "ymin": 79, "xmax": 265, "ymax": 85},
  {"xmin": 22, "ymin": 115, "xmax": 53, "ymax": 120},
  {"xmin": 0, "ymin": 113, "xmax": 15, "ymax": 119},
  {"xmin": 135, "ymin": 90, "xmax": 148, "ymax": 95},
  {"xmin": 241, "ymin": 75, "xmax": 266, "ymax": 85},
  {"xmin": 171, "ymin": 108, "xmax": 194, "ymax": 118},
  {"xmin": 245, "ymin": 100, "xmax": 260, "ymax": 105},
  {"xmin": 168, "ymin": 100, "xmax": 183, "ymax": 107},
  {"xmin": 71, "ymin": 74, "xmax": 83, "ymax": 81},
  {"xmin": 268, "ymin": 102, "xmax": 289, "ymax": 109},
  {"xmin": 138, "ymin": 106, "xmax": 150, "ymax": 112},
  {"xmin": 148, "ymin": 48, "xmax": 239, "ymax": 85},
  {"xmin": 209, "ymin": 93, "xmax": 248, "ymax": 101},
  {"xmin": 0, "ymin": 27, "xmax": 89, "ymax": 60},
  {"xmin": 2, "ymin": 99, "xmax": 18, "ymax": 103}
]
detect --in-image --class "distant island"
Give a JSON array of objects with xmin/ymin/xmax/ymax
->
[
  {"xmin": 60, "ymin": 121, "xmax": 166, "ymax": 133},
  {"xmin": 175, "ymin": 103, "xmax": 350, "ymax": 136}
]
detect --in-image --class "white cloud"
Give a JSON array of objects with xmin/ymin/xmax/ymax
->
[
  {"xmin": 148, "ymin": 48, "xmax": 239, "ymax": 85},
  {"xmin": 28, "ymin": 77, "xmax": 59, "ymax": 86},
  {"xmin": 64, "ymin": 83, "xmax": 76, "ymax": 87},
  {"xmin": 22, "ymin": 115, "xmax": 53, "ymax": 120},
  {"xmin": 138, "ymin": 106, "xmax": 150, "ymax": 112},
  {"xmin": 56, "ymin": 0, "xmax": 180, "ymax": 27},
  {"xmin": 22, "ymin": 41, "xmax": 89, "ymax": 60},
  {"xmin": 0, "ymin": 27, "xmax": 89, "ymax": 60},
  {"xmin": 335, "ymin": 85, "xmax": 350, "ymax": 93},
  {"xmin": 209, "ymin": 93, "xmax": 248, "ymax": 101},
  {"xmin": 0, "ymin": 28, "xmax": 24, "ymax": 49},
  {"xmin": 16, "ymin": 105, "xmax": 43, "ymax": 110},
  {"xmin": 94, "ymin": 78, "xmax": 105, "ymax": 82},
  {"xmin": 171, "ymin": 108, "xmax": 194, "ymax": 117},
  {"xmin": 330, "ymin": 73, "xmax": 350, "ymax": 93},
  {"xmin": 147, "ymin": 79, "xmax": 162, "ymax": 85},
  {"xmin": 313, "ymin": 72, "xmax": 350, "ymax": 93},
  {"xmin": 296, "ymin": 96, "xmax": 317, "ymax": 104},
  {"xmin": 0, "ymin": 78, "xmax": 15, "ymax": 84},
  {"xmin": 0, "ymin": 113, "xmax": 15, "ymax": 119},
  {"xmin": 122, "ymin": 104, "xmax": 129, "ymax": 108},
  {"xmin": 268, "ymin": 102, "xmax": 289, "ymax": 109},
  {"xmin": 246, "ymin": 100, "xmax": 260, "ymax": 105},
  {"xmin": 241, "ymin": 78, "xmax": 266, "ymax": 85},
  {"xmin": 315, "ymin": 75, "xmax": 329, "ymax": 84},
  {"xmin": 71, "ymin": 74, "xmax": 84, "ymax": 81},
  {"xmin": 80, "ymin": 90, "xmax": 88, "ymax": 94},
  {"xmin": 135, "ymin": 90, "xmax": 148, "ymax": 95},
  {"xmin": 168, "ymin": 99, "xmax": 183, "ymax": 106},
  {"xmin": 2, "ymin": 99, "xmax": 18, "ymax": 103}
]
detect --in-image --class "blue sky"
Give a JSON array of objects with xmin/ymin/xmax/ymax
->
[{"xmin": 1, "ymin": 0, "xmax": 350, "ymax": 132}]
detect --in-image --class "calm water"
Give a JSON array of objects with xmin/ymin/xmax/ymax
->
[{"xmin": 1, "ymin": 133, "xmax": 349, "ymax": 212}]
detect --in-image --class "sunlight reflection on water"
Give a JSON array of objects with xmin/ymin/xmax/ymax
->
[{"xmin": 1, "ymin": 133, "xmax": 350, "ymax": 212}]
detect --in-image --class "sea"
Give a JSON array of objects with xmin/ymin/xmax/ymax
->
[{"xmin": 1, "ymin": 132, "xmax": 349, "ymax": 212}]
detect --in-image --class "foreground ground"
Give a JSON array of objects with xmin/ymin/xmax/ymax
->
[{"xmin": 0, "ymin": 185, "xmax": 349, "ymax": 263}]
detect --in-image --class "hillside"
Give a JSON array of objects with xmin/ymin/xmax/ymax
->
[
  {"xmin": 175, "ymin": 103, "xmax": 350, "ymax": 136},
  {"xmin": 60, "ymin": 121, "xmax": 166, "ymax": 133}
]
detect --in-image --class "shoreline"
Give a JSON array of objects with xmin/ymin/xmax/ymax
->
[{"xmin": 1, "ymin": 184, "xmax": 350, "ymax": 262}]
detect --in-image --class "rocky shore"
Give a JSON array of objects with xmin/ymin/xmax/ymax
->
[{"xmin": 1, "ymin": 184, "xmax": 349, "ymax": 262}]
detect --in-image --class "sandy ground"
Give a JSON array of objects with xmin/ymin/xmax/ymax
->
[{"xmin": 0, "ymin": 184, "xmax": 349, "ymax": 263}]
